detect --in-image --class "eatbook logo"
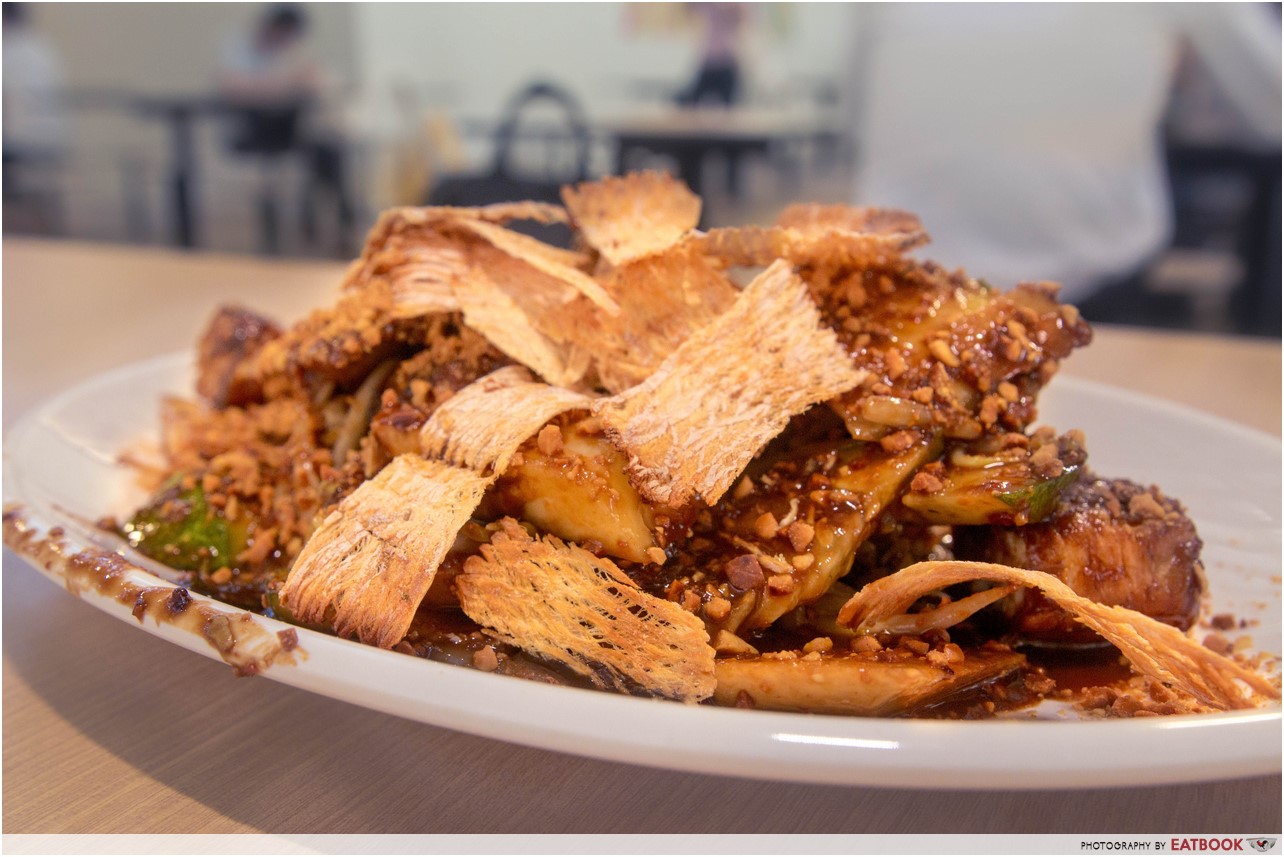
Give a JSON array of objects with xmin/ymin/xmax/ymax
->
[{"xmin": 1248, "ymin": 839, "xmax": 1277, "ymax": 853}]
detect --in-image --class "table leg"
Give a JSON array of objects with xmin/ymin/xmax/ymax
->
[
  {"xmin": 615, "ymin": 136, "xmax": 705, "ymax": 199},
  {"xmin": 673, "ymin": 145, "xmax": 704, "ymax": 197},
  {"xmin": 167, "ymin": 107, "xmax": 197, "ymax": 248}
]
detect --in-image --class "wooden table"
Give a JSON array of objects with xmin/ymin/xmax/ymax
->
[{"xmin": 3, "ymin": 240, "xmax": 1280, "ymax": 839}]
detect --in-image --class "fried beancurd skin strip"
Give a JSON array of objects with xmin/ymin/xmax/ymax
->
[
  {"xmin": 454, "ymin": 217, "xmax": 619, "ymax": 315},
  {"xmin": 457, "ymin": 519, "xmax": 716, "ymax": 702},
  {"xmin": 593, "ymin": 260, "xmax": 868, "ymax": 507},
  {"xmin": 279, "ymin": 455, "xmax": 491, "ymax": 649},
  {"xmin": 350, "ymin": 202, "xmax": 572, "ymax": 287},
  {"xmin": 837, "ymin": 561, "xmax": 1280, "ymax": 710},
  {"xmin": 340, "ymin": 205, "xmax": 610, "ymax": 387},
  {"xmin": 343, "ymin": 206, "xmax": 607, "ymax": 381},
  {"xmin": 713, "ymin": 648, "xmax": 1024, "ymax": 716},
  {"xmin": 368, "ymin": 235, "xmax": 467, "ymax": 321},
  {"xmin": 419, "ymin": 365, "xmax": 593, "ymax": 474},
  {"xmin": 564, "ymin": 241, "xmax": 738, "ymax": 393},
  {"xmin": 438, "ymin": 241, "xmax": 592, "ymax": 388},
  {"xmin": 695, "ymin": 205, "xmax": 927, "ymax": 271},
  {"xmin": 388, "ymin": 200, "xmax": 571, "ymax": 228},
  {"xmin": 561, "ymin": 172, "xmax": 701, "ymax": 267},
  {"xmin": 344, "ymin": 203, "xmax": 576, "ymax": 314},
  {"xmin": 775, "ymin": 203, "xmax": 928, "ymax": 240}
]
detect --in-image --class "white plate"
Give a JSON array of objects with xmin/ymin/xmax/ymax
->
[{"xmin": 4, "ymin": 353, "xmax": 1280, "ymax": 789}]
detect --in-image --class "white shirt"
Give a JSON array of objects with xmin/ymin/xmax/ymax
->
[
  {"xmin": 848, "ymin": 4, "xmax": 1280, "ymax": 301},
  {"xmin": 2, "ymin": 27, "xmax": 67, "ymax": 156},
  {"xmin": 216, "ymin": 31, "xmax": 322, "ymax": 104}
]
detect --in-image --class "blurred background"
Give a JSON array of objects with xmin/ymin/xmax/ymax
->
[{"xmin": 3, "ymin": 1, "xmax": 1279, "ymax": 335}]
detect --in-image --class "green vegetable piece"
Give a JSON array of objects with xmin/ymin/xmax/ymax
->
[
  {"xmin": 123, "ymin": 483, "xmax": 238, "ymax": 572},
  {"xmin": 903, "ymin": 452, "xmax": 1082, "ymax": 526},
  {"xmin": 998, "ymin": 466, "xmax": 1080, "ymax": 522}
]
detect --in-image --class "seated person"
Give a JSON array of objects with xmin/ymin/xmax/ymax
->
[{"xmin": 216, "ymin": 4, "xmax": 353, "ymax": 246}]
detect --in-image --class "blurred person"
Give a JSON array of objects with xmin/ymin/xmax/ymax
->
[
  {"xmin": 216, "ymin": 3, "xmax": 353, "ymax": 248},
  {"xmin": 676, "ymin": 3, "xmax": 754, "ymax": 197},
  {"xmin": 3, "ymin": 2, "xmax": 67, "ymax": 161},
  {"xmin": 846, "ymin": 4, "xmax": 1280, "ymax": 305},
  {"xmin": 3, "ymin": 2, "xmax": 68, "ymax": 232},
  {"xmin": 678, "ymin": 3, "xmax": 748, "ymax": 107}
]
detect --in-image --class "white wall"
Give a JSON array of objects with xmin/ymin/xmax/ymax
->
[
  {"xmin": 349, "ymin": 2, "xmax": 690, "ymax": 145},
  {"xmin": 343, "ymin": 2, "xmax": 855, "ymax": 206},
  {"xmin": 34, "ymin": 2, "xmax": 357, "ymax": 95},
  {"xmin": 348, "ymin": 3, "xmax": 854, "ymax": 128}
]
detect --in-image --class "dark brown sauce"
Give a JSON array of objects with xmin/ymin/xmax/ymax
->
[
  {"xmin": 1024, "ymin": 643, "xmax": 1134, "ymax": 693},
  {"xmin": 3, "ymin": 504, "xmax": 1146, "ymax": 715},
  {"xmin": 4, "ymin": 506, "xmax": 301, "ymax": 676},
  {"xmin": 912, "ymin": 644, "xmax": 1132, "ymax": 719}
]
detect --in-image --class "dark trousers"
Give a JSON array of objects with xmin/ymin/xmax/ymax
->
[{"xmin": 679, "ymin": 61, "xmax": 740, "ymax": 107}]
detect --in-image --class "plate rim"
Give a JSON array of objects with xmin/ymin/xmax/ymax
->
[{"xmin": 4, "ymin": 351, "xmax": 1280, "ymax": 790}]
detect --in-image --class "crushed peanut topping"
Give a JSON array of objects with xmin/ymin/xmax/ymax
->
[
  {"xmin": 472, "ymin": 646, "xmax": 500, "ymax": 672},
  {"xmin": 724, "ymin": 554, "xmax": 765, "ymax": 590},
  {"xmin": 803, "ymin": 636, "xmax": 834, "ymax": 654},
  {"xmin": 705, "ymin": 596, "xmax": 732, "ymax": 622},
  {"xmin": 535, "ymin": 424, "xmax": 564, "ymax": 457},
  {"xmin": 753, "ymin": 511, "xmax": 779, "ymax": 540},
  {"xmin": 785, "ymin": 521, "xmax": 815, "ymax": 552},
  {"xmin": 767, "ymin": 573, "xmax": 796, "ymax": 594}
]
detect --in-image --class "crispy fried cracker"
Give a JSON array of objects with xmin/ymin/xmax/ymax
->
[
  {"xmin": 279, "ymin": 455, "xmax": 491, "ymax": 648},
  {"xmin": 420, "ymin": 365, "xmax": 592, "ymax": 474},
  {"xmin": 563, "ymin": 241, "xmax": 738, "ymax": 393},
  {"xmin": 696, "ymin": 205, "xmax": 927, "ymax": 271},
  {"xmin": 355, "ymin": 202, "xmax": 571, "ymax": 270},
  {"xmin": 373, "ymin": 238, "xmax": 468, "ymax": 320},
  {"xmin": 456, "ymin": 218, "xmax": 619, "ymax": 315},
  {"xmin": 593, "ymin": 260, "xmax": 868, "ymax": 506},
  {"xmin": 346, "ymin": 203, "xmax": 593, "ymax": 321},
  {"xmin": 452, "ymin": 254, "xmax": 590, "ymax": 388},
  {"xmin": 336, "ymin": 202, "xmax": 612, "ymax": 383},
  {"xmin": 837, "ymin": 560, "xmax": 1281, "ymax": 711},
  {"xmin": 561, "ymin": 172, "xmax": 701, "ymax": 267},
  {"xmin": 775, "ymin": 203, "xmax": 927, "ymax": 243},
  {"xmin": 457, "ymin": 519, "xmax": 716, "ymax": 701}
]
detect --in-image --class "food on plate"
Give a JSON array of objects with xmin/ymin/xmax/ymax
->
[
  {"xmin": 839, "ymin": 560, "xmax": 1279, "ymax": 712},
  {"xmin": 108, "ymin": 171, "xmax": 1279, "ymax": 718},
  {"xmin": 951, "ymin": 475, "xmax": 1204, "ymax": 645}
]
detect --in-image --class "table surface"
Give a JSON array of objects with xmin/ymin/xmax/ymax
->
[
  {"xmin": 600, "ymin": 104, "xmax": 844, "ymax": 140},
  {"xmin": 3, "ymin": 239, "xmax": 1281, "ymax": 836}
]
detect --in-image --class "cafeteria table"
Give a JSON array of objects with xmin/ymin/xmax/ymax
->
[
  {"xmin": 2, "ymin": 239, "xmax": 1280, "ymax": 841},
  {"xmin": 66, "ymin": 89, "xmax": 321, "ymax": 252},
  {"xmin": 66, "ymin": 90, "xmax": 229, "ymax": 249},
  {"xmin": 605, "ymin": 105, "xmax": 844, "ymax": 202}
]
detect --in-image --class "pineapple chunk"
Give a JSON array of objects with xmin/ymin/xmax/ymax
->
[
  {"xmin": 714, "ymin": 647, "xmax": 1024, "ymax": 716},
  {"xmin": 485, "ymin": 418, "xmax": 659, "ymax": 564}
]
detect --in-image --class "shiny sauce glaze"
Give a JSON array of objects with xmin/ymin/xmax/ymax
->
[{"xmin": 4, "ymin": 508, "xmax": 301, "ymax": 676}]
